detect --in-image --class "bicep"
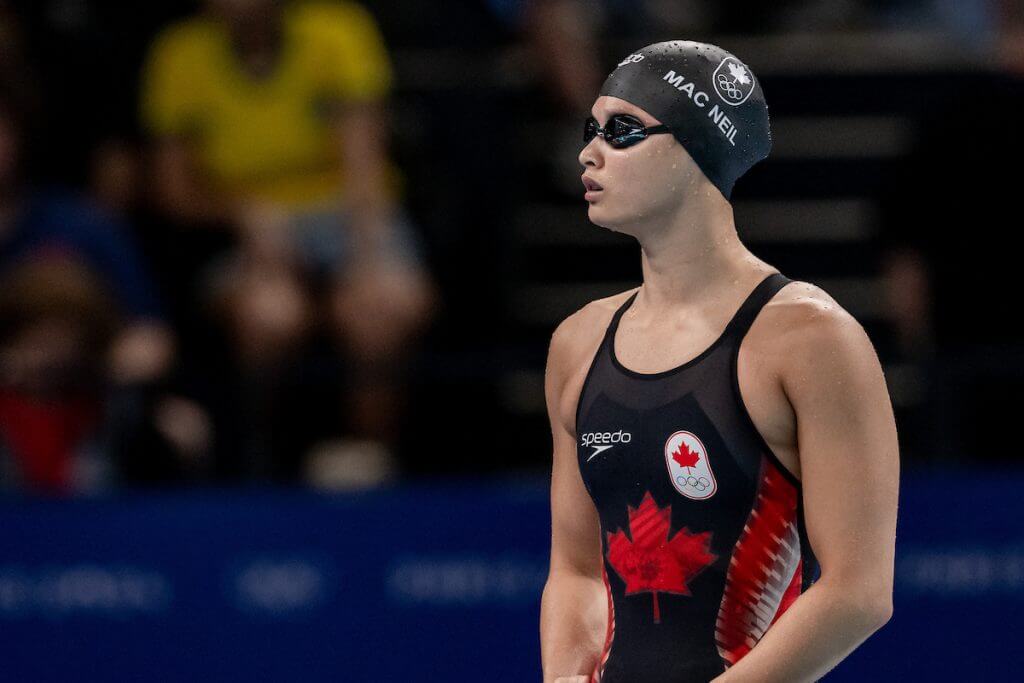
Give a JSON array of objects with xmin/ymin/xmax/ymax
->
[
  {"xmin": 546, "ymin": 328, "xmax": 603, "ymax": 579},
  {"xmin": 549, "ymin": 416, "xmax": 603, "ymax": 578},
  {"xmin": 333, "ymin": 104, "xmax": 387, "ymax": 172},
  {"xmin": 785, "ymin": 311, "xmax": 899, "ymax": 598},
  {"xmin": 326, "ymin": 5, "xmax": 393, "ymax": 102}
]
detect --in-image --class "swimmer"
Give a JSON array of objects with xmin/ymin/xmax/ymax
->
[{"xmin": 540, "ymin": 41, "xmax": 899, "ymax": 683}]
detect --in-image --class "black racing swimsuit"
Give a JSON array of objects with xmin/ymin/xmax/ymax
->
[{"xmin": 575, "ymin": 272, "xmax": 820, "ymax": 683}]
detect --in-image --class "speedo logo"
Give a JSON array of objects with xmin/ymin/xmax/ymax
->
[
  {"xmin": 661, "ymin": 70, "xmax": 740, "ymax": 146},
  {"xmin": 581, "ymin": 430, "xmax": 632, "ymax": 461}
]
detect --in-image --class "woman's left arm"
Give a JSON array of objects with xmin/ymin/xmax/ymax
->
[{"xmin": 713, "ymin": 295, "xmax": 899, "ymax": 682}]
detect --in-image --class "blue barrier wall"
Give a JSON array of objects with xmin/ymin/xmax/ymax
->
[{"xmin": 1, "ymin": 471, "xmax": 1022, "ymax": 681}]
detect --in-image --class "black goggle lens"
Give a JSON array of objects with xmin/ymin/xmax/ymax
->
[{"xmin": 583, "ymin": 114, "xmax": 653, "ymax": 148}]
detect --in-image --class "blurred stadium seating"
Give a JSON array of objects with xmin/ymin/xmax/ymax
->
[{"xmin": 1, "ymin": 0, "xmax": 1023, "ymax": 679}]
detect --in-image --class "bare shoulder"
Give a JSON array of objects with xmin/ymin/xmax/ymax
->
[
  {"xmin": 768, "ymin": 279, "xmax": 869, "ymax": 341},
  {"xmin": 758, "ymin": 279, "xmax": 855, "ymax": 325},
  {"xmin": 547, "ymin": 288, "xmax": 638, "ymax": 372},
  {"xmin": 546, "ymin": 288, "xmax": 639, "ymax": 434},
  {"xmin": 752, "ymin": 279, "xmax": 882, "ymax": 383}
]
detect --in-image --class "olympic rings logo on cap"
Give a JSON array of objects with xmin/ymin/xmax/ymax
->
[{"xmin": 712, "ymin": 57, "xmax": 755, "ymax": 106}]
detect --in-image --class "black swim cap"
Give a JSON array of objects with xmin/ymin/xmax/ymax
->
[{"xmin": 599, "ymin": 40, "xmax": 771, "ymax": 200}]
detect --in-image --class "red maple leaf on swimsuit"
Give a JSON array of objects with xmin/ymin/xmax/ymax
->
[
  {"xmin": 670, "ymin": 440, "xmax": 701, "ymax": 469},
  {"xmin": 605, "ymin": 491, "xmax": 717, "ymax": 623}
]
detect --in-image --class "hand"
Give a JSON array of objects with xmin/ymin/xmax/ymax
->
[
  {"xmin": 153, "ymin": 395, "xmax": 212, "ymax": 465},
  {"xmin": 553, "ymin": 677, "xmax": 590, "ymax": 683},
  {"xmin": 235, "ymin": 200, "xmax": 295, "ymax": 265},
  {"xmin": 108, "ymin": 321, "xmax": 175, "ymax": 384}
]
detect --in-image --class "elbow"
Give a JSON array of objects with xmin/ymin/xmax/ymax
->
[
  {"xmin": 836, "ymin": 592, "xmax": 892, "ymax": 636},
  {"xmin": 869, "ymin": 595, "xmax": 894, "ymax": 629},
  {"xmin": 855, "ymin": 585, "xmax": 893, "ymax": 631},
  {"xmin": 864, "ymin": 574, "xmax": 895, "ymax": 629},
  {"xmin": 821, "ymin": 573, "xmax": 893, "ymax": 631}
]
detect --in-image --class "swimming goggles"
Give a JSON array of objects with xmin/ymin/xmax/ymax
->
[{"xmin": 583, "ymin": 114, "xmax": 672, "ymax": 149}]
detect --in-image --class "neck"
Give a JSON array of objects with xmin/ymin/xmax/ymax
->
[
  {"xmin": 226, "ymin": 15, "xmax": 283, "ymax": 77},
  {"xmin": 633, "ymin": 190, "xmax": 771, "ymax": 310}
]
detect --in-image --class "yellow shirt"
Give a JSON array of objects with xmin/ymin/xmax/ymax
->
[{"xmin": 141, "ymin": 0, "xmax": 396, "ymax": 207}]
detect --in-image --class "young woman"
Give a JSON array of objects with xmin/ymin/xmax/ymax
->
[{"xmin": 540, "ymin": 41, "xmax": 899, "ymax": 683}]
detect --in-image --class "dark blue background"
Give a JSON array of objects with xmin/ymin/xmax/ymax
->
[{"xmin": 1, "ymin": 472, "xmax": 1020, "ymax": 681}]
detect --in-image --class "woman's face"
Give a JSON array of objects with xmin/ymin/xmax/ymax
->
[{"xmin": 578, "ymin": 96, "xmax": 700, "ymax": 235}]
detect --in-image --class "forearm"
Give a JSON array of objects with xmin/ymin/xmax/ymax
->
[
  {"xmin": 711, "ymin": 578, "xmax": 892, "ymax": 683},
  {"xmin": 152, "ymin": 142, "xmax": 238, "ymax": 227},
  {"xmin": 336, "ymin": 105, "xmax": 397, "ymax": 258},
  {"xmin": 540, "ymin": 571, "xmax": 607, "ymax": 683}
]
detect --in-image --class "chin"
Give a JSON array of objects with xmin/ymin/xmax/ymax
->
[
  {"xmin": 586, "ymin": 202, "xmax": 614, "ymax": 227},
  {"xmin": 587, "ymin": 205, "xmax": 633, "ymax": 235}
]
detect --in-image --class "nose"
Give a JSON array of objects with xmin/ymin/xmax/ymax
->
[{"xmin": 578, "ymin": 137, "xmax": 603, "ymax": 169}]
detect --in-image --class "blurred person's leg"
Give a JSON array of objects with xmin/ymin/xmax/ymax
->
[
  {"xmin": 290, "ymin": 203, "xmax": 437, "ymax": 485},
  {"xmin": 203, "ymin": 229, "xmax": 316, "ymax": 480},
  {"xmin": 330, "ymin": 213, "xmax": 435, "ymax": 438},
  {"xmin": 219, "ymin": 261, "xmax": 312, "ymax": 370}
]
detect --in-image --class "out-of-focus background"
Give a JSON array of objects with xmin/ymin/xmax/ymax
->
[{"xmin": 0, "ymin": 0, "xmax": 1021, "ymax": 680}]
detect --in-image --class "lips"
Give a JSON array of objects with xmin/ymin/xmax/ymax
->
[{"xmin": 582, "ymin": 176, "xmax": 604, "ymax": 192}]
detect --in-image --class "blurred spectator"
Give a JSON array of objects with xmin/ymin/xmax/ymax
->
[
  {"xmin": 515, "ymin": 0, "xmax": 604, "ymax": 194},
  {"xmin": 996, "ymin": 0, "xmax": 1024, "ymax": 72},
  {"xmin": 0, "ymin": 94, "xmax": 207, "ymax": 494},
  {"xmin": 0, "ymin": 258, "xmax": 114, "ymax": 492},
  {"xmin": 877, "ymin": 0, "xmax": 1024, "ymax": 465},
  {"xmin": 516, "ymin": 0, "xmax": 602, "ymax": 113},
  {"xmin": 140, "ymin": 0, "xmax": 438, "ymax": 484}
]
